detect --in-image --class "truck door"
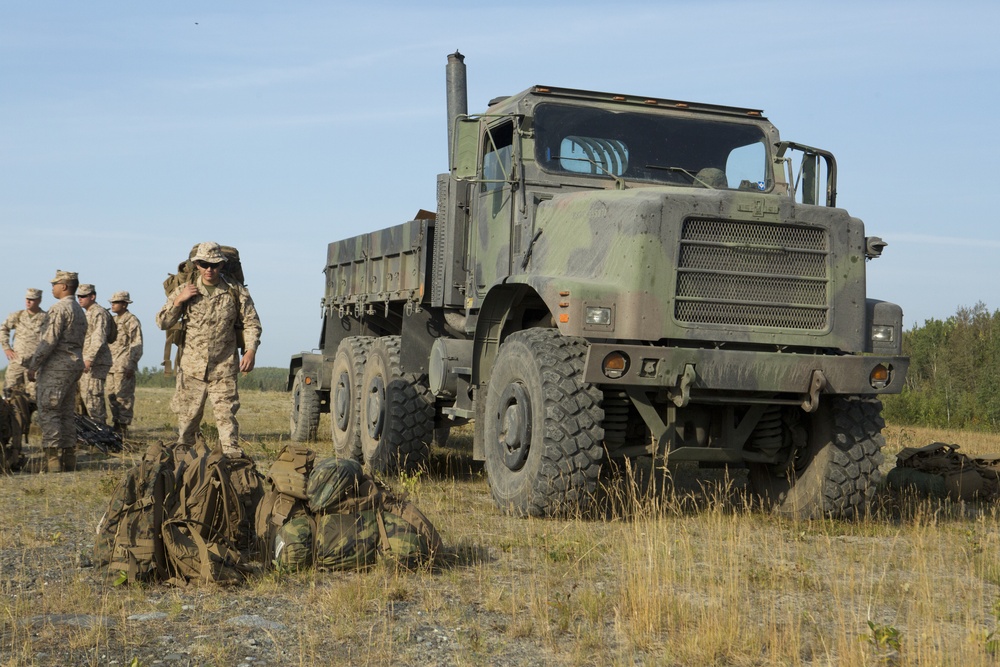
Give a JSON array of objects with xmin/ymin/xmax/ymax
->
[{"xmin": 472, "ymin": 119, "xmax": 516, "ymax": 298}]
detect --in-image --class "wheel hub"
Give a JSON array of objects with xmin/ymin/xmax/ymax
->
[
  {"xmin": 366, "ymin": 375, "xmax": 386, "ymax": 440},
  {"xmin": 333, "ymin": 371, "xmax": 350, "ymax": 430},
  {"xmin": 497, "ymin": 382, "xmax": 531, "ymax": 471}
]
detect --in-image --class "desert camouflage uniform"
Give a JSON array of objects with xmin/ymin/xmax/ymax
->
[
  {"xmin": 1, "ymin": 308, "xmax": 47, "ymax": 401},
  {"xmin": 107, "ymin": 310, "xmax": 143, "ymax": 427},
  {"xmin": 26, "ymin": 296, "xmax": 86, "ymax": 455},
  {"xmin": 156, "ymin": 274, "xmax": 261, "ymax": 451},
  {"xmin": 79, "ymin": 304, "xmax": 114, "ymax": 423}
]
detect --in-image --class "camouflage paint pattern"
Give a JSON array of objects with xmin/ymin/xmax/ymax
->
[
  {"xmin": 305, "ymin": 456, "xmax": 364, "ymax": 514},
  {"xmin": 157, "ymin": 274, "xmax": 261, "ymax": 450},
  {"xmin": 156, "ymin": 274, "xmax": 261, "ymax": 382},
  {"xmin": 273, "ymin": 516, "xmax": 313, "ymax": 569},
  {"xmin": 313, "ymin": 511, "xmax": 380, "ymax": 571},
  {"xmin": 169, "ymin": 371, "xmax": 240, "ymax": 449},
  {"xmin": 1, "ymin": 308, "xmax": 46, "ymax": 399},
  {"xmin": 27, "ymin": 295, "xmax": 86, "ymax": 450},
  {"xmin": 108, "ymin": 310, "xmax": 143, "ymax": 425}
]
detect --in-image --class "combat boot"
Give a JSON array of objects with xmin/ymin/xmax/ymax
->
[
  {"xmin": 45, "ymin": 447, "xmax": 63, "ymax": 473},
  {"xmin": 61, "ymin": 448, "xmax": 77, "ymax": 472}
]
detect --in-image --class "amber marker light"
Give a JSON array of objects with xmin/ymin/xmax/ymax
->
[
  {"xmin": 602, "ymin": 351, "xmax": 630, "ymax": 379},
  {"xmin": 869, "ymin": 364, "xmax": 891, "ymax": 389}
]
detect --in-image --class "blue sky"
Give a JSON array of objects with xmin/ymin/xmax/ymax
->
[{"xmin": 2, "ymin": 1, "xmax": 998, "ymax": 369}]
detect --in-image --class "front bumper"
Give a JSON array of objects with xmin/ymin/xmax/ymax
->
[{"xmin": 584, "ymin": 343, "xmax": 908, "ymax": 398}]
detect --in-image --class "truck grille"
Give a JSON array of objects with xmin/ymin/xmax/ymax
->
[{"xmin": 675, "ymin": 218, "xmax": 829, "ymax": 330}]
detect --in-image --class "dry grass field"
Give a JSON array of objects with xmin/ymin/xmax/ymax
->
[{"xmin": 4, "ymin": 387, "xmax": 1000, "ymax": 666}]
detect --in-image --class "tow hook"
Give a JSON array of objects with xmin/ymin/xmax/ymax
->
[
  {"xmin": 800, "ymin": 370, "xmax": 827, "ymax": 413},
  {"xmin": 669, "ymin": 364, "xmax": 696, "ymax": 408}
]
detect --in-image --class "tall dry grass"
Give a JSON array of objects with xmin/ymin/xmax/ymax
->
[{"xmin": 3, "ymin": 388, "xmax": 1000, "ymax": 665}]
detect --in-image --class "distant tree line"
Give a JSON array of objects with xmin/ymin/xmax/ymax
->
[
  {"xmin": 881, "ymin": 302, "xmax": 1000, "ymax": 430},
  {"xmin": 5, "ymin": 307, "xmax": 999, "ymax": 431},
  {"xmin": 134, "ymin": 366, "xmax": 288, "ymax": 392}
]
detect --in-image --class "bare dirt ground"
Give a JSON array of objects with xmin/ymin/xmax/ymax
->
[{"xmin": 4, "ymin": 390, "xmax": 1000, "ymax": 666}]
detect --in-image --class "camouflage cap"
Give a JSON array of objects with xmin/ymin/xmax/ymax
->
[
  {"xmin": 109, "ymin": 290, "xmax": 132, "ymax": 304},
  {"xmin": 77, "ymin": 284, "xmax": 96, "ymax": 297},
  {"xmin": 50, "ymin": 270, "xmax": 78, "ymax": 284},
  {"xmin": 25, "ymin": 288, "xmax": 42, "ymax": 300},
  {"xmin": 191, "ymin": 242, "xmax": 226, "ymax": 265}
]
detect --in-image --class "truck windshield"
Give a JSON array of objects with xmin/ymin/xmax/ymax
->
[{"xmin": 534, "ymin": 103, "xmax": 770, "ymax": 191}]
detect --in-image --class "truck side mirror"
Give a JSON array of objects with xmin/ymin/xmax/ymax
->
[{"xmin": 452, "ymin": 116, "xmax": 480, "ymax": 180}]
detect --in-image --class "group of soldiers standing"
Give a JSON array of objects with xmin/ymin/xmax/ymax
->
[
  {"xmin": 1, "ymin": 241, "xmax": 263, "ymax": 473},
  {"xmin": 2, "ymin": 274, "xmax": 143, "ymax": 472}
]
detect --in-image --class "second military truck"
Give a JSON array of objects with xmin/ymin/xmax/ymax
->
[{"xmin": 289, "ymin": 52, "xmax": 908, "ymax": 519}]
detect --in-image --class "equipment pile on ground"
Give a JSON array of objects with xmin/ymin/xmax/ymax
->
[
  {"xmin": 93, "ymin": 440, "xmax": 441, "ymax": 586},
  {"xmin": 886, "ymin": 442, "xmax": 1000, "ymax": 501}
]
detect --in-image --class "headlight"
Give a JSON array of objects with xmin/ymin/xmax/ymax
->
[
  {"xmin": 585, "ymin": 306, "xmax": 612, "ymax": 326},
  {"xmin": 871, "ymin": 325, "xmax": 894, "ymax": 343}
]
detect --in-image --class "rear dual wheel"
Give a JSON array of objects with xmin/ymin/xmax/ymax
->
[
  {"xmin": 330, "ymin": 336, "xmax": 373, "ymax": 460},
  {"xmin": 359, "ymin": 336, "xmax": 434, "ymax": 473},
  {"xmin": 289, "ymin": 368, "xmax": 320, "ymax": 442}
]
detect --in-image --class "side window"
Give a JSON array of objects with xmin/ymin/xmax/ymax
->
[
  {"xmin": 726, "ymin": 140, "xmax": 767, "ymax": 191},
  {"xmin": 482, "ymin": 122, "xmax": 514, "ymax": 193}
]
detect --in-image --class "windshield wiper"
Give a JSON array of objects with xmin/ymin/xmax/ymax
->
[
  {"xmin": 552, "ymin": 155, "xmax": 626, "ymax": 190},
  {"xmin": 645, "ymin": 164, "xmax": 719, "ymax": 189}
]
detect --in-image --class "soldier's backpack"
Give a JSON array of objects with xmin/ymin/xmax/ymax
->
[
  {"xmin": 258, "ymin": 451, "xmax": 442, "ymax": 571},
  {"xmin": 95, "ymin": 441, "xmax": 176, "ymax": 584},
  {"xmin": 887, "ymin": 442, "xmax": 1000, "ymax": 501},
  {"xmin": 105, "ymin": 310, "xmax": 118, "ymax": 345},
  {"xmin": 162, "ymin": 440, "xmax": 263, "ymax": 584},
  {"xmin": 161, "ymin": 244, "xmax": 245, "ymax": 375},
  {"xmin": 0, "ymin": 396, "xmax": 24, "ymax": 473},
  {"xmin": 267, "ymin": 444, "xmax": 316, "ymax": 500}
]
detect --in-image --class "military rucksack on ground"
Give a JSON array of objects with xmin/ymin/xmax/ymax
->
[
  {"xmin": 161, "ymin": 244, "xmax": 244, "ymax": 375},
  {"xmin": 95, "ymin": 439, "xmax": 265, "ymax": 586},
  {"xmin": 0, "ymin": 396, "xmax": 24, "ymax": 473},
  {"xmin": 257, "ymin": 448, "xmax": 441, "ymax": 571},
  {"xmin": 266, "ymin": 443, "xmax": 316, "ymax": 499},
  {"xmin": 95, "ymin": 441, "xmax": 176, "ymax": 583},
  {"xmin": 886, "ymin": 442, "xmax": 1000, "ymax": 501},
  {"xmin": 162, "ymin": 440, "xmax": 263, "ymax": 584}
]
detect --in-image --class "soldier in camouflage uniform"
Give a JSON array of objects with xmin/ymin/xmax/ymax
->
[
  {"xmin": 156, "ymin": 242, "xmax": 262, "ymax": 457},
  {"xmin": 76, "ymin": 284, "xmax": 114, "ymax": 424},
  {"xmin": 26, "ymin": 271, "xmax": 87, "ymax": 473},
  {"xmin": 106, "ymin": 291, "xmax": 143, "ymax": 438},
  {"xmin": 1, "ymin": 287, "xmax": 47, "ymax": 402}
]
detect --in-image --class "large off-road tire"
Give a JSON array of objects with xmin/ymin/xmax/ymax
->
[
  {"xmin": 359, "ymin": 336, "xmax": 434, "ymax": 473},
  {"xmin": 483, "ymin": 328, "xmax": 605, "ymax": 517},
  {"xmin": 749, "ymin": 396, "xmax": 886, "ymax": 520},
  {"xmin": 330, "ymin": 336, "xmax": 373, "ymax": 461},
  {"xmin": 289, "ymin": 368, "xmax": 320, "ymax": 442}
]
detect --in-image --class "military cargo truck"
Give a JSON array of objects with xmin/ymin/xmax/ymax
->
[{"xmin": 288, "ymin": 52, "xmax": 908, "ymax": 519}]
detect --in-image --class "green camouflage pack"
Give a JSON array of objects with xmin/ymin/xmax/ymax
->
[
  {"xmin": 306, "ymin": 456, "xmax": 364, "ymax": 514},
  {"xmin": 273, "ymin": 515, "xmax": 314, "ymax": 570},
  {"xmin": 313, "ymin": 511, "xmax": 380, "ymax": 571}
]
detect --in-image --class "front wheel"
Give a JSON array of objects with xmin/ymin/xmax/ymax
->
[
  {"xmin": 289, "ymin": 368, "xmax": 320, "ymax": 442},
  {"xmin": 748, "ymin": 397, "xmax": 886, "ymax": 520},
  {"xmin": 483, "ymin": 329, "xmax": 605, "ymax": 517}
]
